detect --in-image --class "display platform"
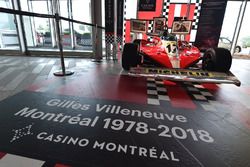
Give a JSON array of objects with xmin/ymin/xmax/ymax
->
[{"xmin": 0, "ymin": 91, "xmax": 250, "ymax": 166}]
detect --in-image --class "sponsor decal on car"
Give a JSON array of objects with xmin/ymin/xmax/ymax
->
[
  {"xmin": 145, "ymin": 68, "xmax": 214, "ymax": 77},
  {"xmin": 129, "ymin": 67, "xmax": 241, "ymax": 86}
]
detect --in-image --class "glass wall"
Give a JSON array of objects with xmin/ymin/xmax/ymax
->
[
  {"xmin": 0, "ymin": 0, "xmax": 105, "ymax": 54},
  {"xmin": 219, "ymin": 1, "xmax": 250, "ymax": 55},
  {"xmin": 1, "ymin": 0, "xmax": 94, "ymax": 53},
  {"xmin": 72, "ymin": 0, "xmax": 91, "ymax": 22},
  {"xmin": 74, "ymin": 23, "xmax": 92, "ymax": 50},
  {"xmin": 59, "ymin": 0, "xmax": 72, "ymax": 49},
  {"xmin": 20, "ymin": 0, "xmax": 55, "ymax": 49},
  {"xmin": 0, "ymin": 0, "xmax": 12, "ymax": 8},
  {"xmin": 56, "ymin": 0, "xmax": 93, "ymax": 51},
  {"xmin": 236, "ymin": 2, "xmax": 250, "ymax": 55},
  {"xmin": 219, "ymin": 1, "xmax": 242, "ymax": 53},
  {"xmin": 0, "ymin": 0, "xmax": 20, "ymax": 50},
  {"xmin": 72, "ymin": 0, "xmax": 92, "ymax": 51},
  {"xmin": 20, "ymin": 0, "xmax": 35, "ymax": 47}
]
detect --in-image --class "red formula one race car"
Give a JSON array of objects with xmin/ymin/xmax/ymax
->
[{"xmin": 122, "ymin": 21, "xmax": 241, "ymax": 86}]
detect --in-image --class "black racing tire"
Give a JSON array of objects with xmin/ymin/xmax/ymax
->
[
  {"xmin": 234, "ymin": 46, "xmax": 241, "ymax": 53},
  {"xmin": 122, "ymin": 43, "xmax": 140, "ymax": 71},
  {"xmin": 202, "ymin": 48, "xmax": 232, "ymax": 72}
]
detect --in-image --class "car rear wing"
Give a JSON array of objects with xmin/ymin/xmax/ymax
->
[{"xmin": 128, "ymin": 67, "xmax": 241, "ymax": 86}]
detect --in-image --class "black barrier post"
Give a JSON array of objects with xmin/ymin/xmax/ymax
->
[
  {"xmin": 112, "ymin": 0, "xmax": 118, "ymax": 61},
  {"xmin": 53, "ymin": 13, "xmax": 74, "ymax": 76}
]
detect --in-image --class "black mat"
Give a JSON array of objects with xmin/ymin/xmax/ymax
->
[{"xmin": 0, "ymin": 91, "xmax": 249, "ymax": 167}]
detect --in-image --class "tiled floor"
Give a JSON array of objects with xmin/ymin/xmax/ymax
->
[{"xmin": 0, "ymin": 55, "xmax": 250, "ymax": 167}]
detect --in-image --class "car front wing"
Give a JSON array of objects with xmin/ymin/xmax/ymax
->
[{"xmin": 128, "ymin": 67, "xmax": 241, "ymax": 86}]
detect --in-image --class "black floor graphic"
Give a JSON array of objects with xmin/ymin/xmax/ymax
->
[{"xmin": 0, "ymin": 91, "xmax": 250, "ymax": 167}]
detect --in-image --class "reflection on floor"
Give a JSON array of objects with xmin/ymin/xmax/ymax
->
[{"xmin": 0, "ymin": 55, "xmax": 250, "ymax": 166}]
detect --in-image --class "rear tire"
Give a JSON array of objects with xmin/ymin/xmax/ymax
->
[
  {"xmin": 122, "ymin": 43, "xmax": 140, "ymax": 71},
  {"xmin": 202, "ymin": 48, "xmax": 232, "ymax": 72}
]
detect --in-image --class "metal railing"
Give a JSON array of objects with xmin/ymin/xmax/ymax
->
[{"xmin": 0, "ymin": 7, "xmax": 105, "ymax": 76}]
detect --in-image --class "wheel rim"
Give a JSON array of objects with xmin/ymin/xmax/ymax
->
[{"xmin": 203, "ymin": 52, "xmax": 213, "ymax": 70}]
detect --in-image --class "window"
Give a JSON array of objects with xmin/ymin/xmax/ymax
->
[
  {"xmin": 1, "ymin": 0, "xmax": 95, "ymax": 53},
  {"xmin": 72, "ymin": 0, "xmax": 91, "ymax": 23},
  {"xmin": 237, "ymin": 2, "xmax": 250, "ymax": 54},
  {"xmin": 220, "ymin": 1, "xmax": 250, "ymax": 55},
  {"xmin": 0, "ymin": 0, "xmax": 19, "ymax": 50}
]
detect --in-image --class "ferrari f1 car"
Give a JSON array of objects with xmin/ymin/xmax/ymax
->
[{"xmin": 122, "ymin": 20, "xmax": 241, "ymax": 86}]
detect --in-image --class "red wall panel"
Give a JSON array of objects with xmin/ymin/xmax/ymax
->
[{"xmin": 137, "ymin": 0, "xmax": 164, "ymax": 19}]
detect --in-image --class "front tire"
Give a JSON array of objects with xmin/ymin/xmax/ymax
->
[
  {"xmin": 202, "ymin": 48, "xmax": 232, "ymax": 72},
  {"xmin": 122, "ymin": 43, "xmax": 140, "ymax": 70}
]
